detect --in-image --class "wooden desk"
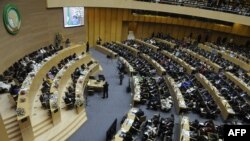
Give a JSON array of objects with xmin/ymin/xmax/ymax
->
[
  {"xmin": 17, "ymin": 45, "xmax": 85, "ymax": 120},
  {"xmin": 140, "ymin": 53, "xmax": 166, "ymax": 75},
  {"xmin": 116, "ymin": 41, "xmax": 139, "ymax": 56},
  {"xmin": 87, "ymin": 79, "xmax": 105, "ymax": 89},
  {"xmin": 50, "ymin": 54, "xmax": 92, "ymax": 125},
  {"xmin": 165, "ymin": 76, "xmax": 187, "ymax": 114},
  {"xmin": 75, "ymin": 63, "xmax": 102, "ymax": 114},
  {"xmin": 113, "ymin": 108, "xmax": 138, "ymax": 141},
  {"xmin": 118, "ymin": 57, "xmax": 136, "ymax": 76},
  {"xmin": 179, "ymin": 116, "xmax": 190, "ymax": 141},
  {"xmin": 161, "ymin": 51, "xmax": 195, "ymax": 75},
  {"xmin": 95, "ymin": 45, "xmax": 118, "ymax": 59},
  {"xmin": 134, "ymin": 39, "xmax": 159, "ymax": 52},
  {"xmin": 131, "ymin": 76, "xmax": 141, "ymax": 106},
  {"xmin": 195, "ymin": 73, "xmax": 235, "ymax": 120},
  {"xmin": 225, "ymin": 72, "xmax": 250, "ymax": 96},
  {"xmin": 205, "ymin": 42, "xmax": 250, "ymax": 64},
  {"xmin": 183, "ymin": 48, "xmax": 222, "ymax": 72},
  {"xmin": 154, "ymin": 37, "xmax": 176, "ymax": 48},
  {"xmin": 199, "ymin": 43, "xmax": 250, "ymax": 71},
  {"xmin": 16, "ymin": 44, "xmax": 85, "ymax": 141}
]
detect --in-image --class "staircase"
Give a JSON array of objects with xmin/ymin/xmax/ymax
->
[
  {"xmin": 33, "ymin": 117, "xmax": 53, "ymax": 138},
  {"xmin": 3, "ymin": 115, "xmax": 22, "ymax": 141},
  {"xmin": 49, "ymin": 111, "xmax": 87, "ymax": 141}
]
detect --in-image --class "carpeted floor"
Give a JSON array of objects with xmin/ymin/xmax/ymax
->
[
  {"xmin": 68, "ymin": 49, "xmax": 132, "ymax": 141},
  {"xmin": 68, "ymin": 49, "xmax": 224, "ymax": 141}
]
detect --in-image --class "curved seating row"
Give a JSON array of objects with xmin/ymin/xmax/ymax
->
[
  {"xmin": 1, "ymin": 44, "xmax": 103, "ymax": 141},
  {"xmin": 102, "ymin": 42, "xmax": 172, "ymax": 112},
  {"xmin": 154, "ymin": 37, "xmax": 176, "ymax": 48},
  {"xmin": 195, "ymin": 73, "xmax": 235, "ymax": 120},
  {"xmin": 116, "ymin": 42, "xmax": 139, "ymax": 56},
  {"xmin": 199, "ymin": 43, "xmax": 250, "ymax": 71},
  {"xmin": 205, "ymin": 42, "xmax": 250, "ymax": 64},
  {"xmin": 135, "ymin": 38, "xmax": 236, "ymax": 119},
  {"xmin": 124, "ymin": 40, "xmax": 166, "ymax": 75},
  {"xmin": 118, "ymin": 57, "xmax": 136, "ymax": 76},
  {"xmin": 156, "ymin": 37, "xmax": 250, "ymax": 120},
  {"xmin": 101, "ymin": 43, "xmax": 138, "ymax": 76},
  {"xmin": 46, "ymin": 60, "xmax": 102, "ymax": 141},
  {"xmin": 16, "ymin": 45, "xmax": 84, "ymax": 120},
  {"xmin": 95, "ymin": 45, "xmax": 118, "ymax": 59},
  {"xmin": 141, "ymin": 38, "xmax": 195, "ymax": 74},
  {"xmin": 162, "ymin": 50, "xmax": 195, "ymax": 74},
  {"xmin": 186, "ymin": 43, "xmax": 250, "ymax": 97},
  {"xmin": 16, "ymin": 45, "xmax": 87, "ymax": 141},
  {"xmin": 140, "ymin": 53, "xmax": 166, "ymax": 75},
  {"xmin": 179, "ymin": 116, "xmax": 190, "ymax": 141},
  {"xmin": 75, "ymin": 61, "xmax": 101, "ymax": 113},
  {"xmin": 121, "ymin": 40, "xmax": 192, "ymax": 114},
  {"xmin": 165, "ymin": 75, "xmax": 187, "ymax": 113},
  {"xmin": 49, "ymin": 54, "xmax": 91, "ymax": 124},
  {"xmin": 95, "ymin": 44, "xmax": 137, "ymax": 76},
  {"xmin": 182, "ymin": 48, "xmax": 222, "ymax": 72}
]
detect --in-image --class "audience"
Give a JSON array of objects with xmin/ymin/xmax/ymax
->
[
  {"xmin": 142, "ymin": 114, "xmax": 174, "ymax": 141},
  {"xmin": 187, "ymin": 45, "xmax": 250, "ymax": 86},
  {"xmin": 39, "ymin": 54, "xmax": 77, "ymax": 110},
  {"xmin": 0, "ymin": 44, "xmax": 62, "ymax": 103},
  {"xmin": 189, "ymin": 119, "xmax": 223, "ymax": 140},
  {"xmin": 205, "ymin": 71, "xmax": 250, "ymax": 123},
  {"xmin": 136, "ymin": 0, "xmax": 250, "ymax": 16}
]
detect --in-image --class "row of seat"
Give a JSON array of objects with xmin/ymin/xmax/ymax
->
[
  {"xmin": 131, "ymin": 39, "xmax": 223, "ymax": 119},
  {"xmin": 206, "ymin": 42, "xmax": 250, "ymax": 64},
  {"xmin": 0, "ymin": 43, "xmax": 102, "ymax": 141}
]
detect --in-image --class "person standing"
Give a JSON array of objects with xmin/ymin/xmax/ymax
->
[
  {"xmin": 97, "ymin": 36, "xmax": 102, "ymax": 45},
  {"xmin": 103, "ymin": 81, "xmax": 109, "ymax": 98},
  {"xmin": 119, "ymin": 72, "xmax": 124, "ymax": 85},
  {"xmin": 86, "ymin": 41, "xmax": 89, "ymax": 52}
]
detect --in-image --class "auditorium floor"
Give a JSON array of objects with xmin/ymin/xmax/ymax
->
[{"xmin": 68, "ymin": 49, "xmax": 224, "ymax": 141}]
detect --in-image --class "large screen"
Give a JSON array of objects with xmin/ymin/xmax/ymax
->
[{"xmin": 63, "ymin": 7, "xmax": 84, "ymax": 27}]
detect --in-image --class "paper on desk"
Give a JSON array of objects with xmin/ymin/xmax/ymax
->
[
  {"xmin": 181, "ymin": 129, "xmax": 190, "ymax": 137},
  {"xmin": 130, "ymin": 108, "xmax": 138, "ymax": 114}
]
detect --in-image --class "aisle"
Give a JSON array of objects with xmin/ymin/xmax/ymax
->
[{"xmin": 68, "ymin": 49, "xmax": 132, "ymax": 141}]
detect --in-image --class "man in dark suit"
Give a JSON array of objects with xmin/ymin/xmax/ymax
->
[
  {"xmin": 103, "ymin": 81, "xmax": 109, "ymax": 99},
  {"xmin": 119, "ymin": 72, "xmax": 124, "ymax": 85},
  {"xmin": 86, "ymin": 41, "xmax": 89, "ymax": 52}
]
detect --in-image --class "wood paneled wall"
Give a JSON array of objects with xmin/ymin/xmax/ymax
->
[
  {"xmin": 0, "ymin": 0, "xmax": 85, "ymax": 73},
  {"xmin": 86, "ymin": 8, "xmax": 124, "ymax": 46},
  {"xmin": 86, "ymin": 7, "xmax": 250, "ymax": 46},
  {"xmin": 132, "ymin": 22, "xmax": 250, "ymax": 44},
  {"xmin": 47, "ymin": 0, "xmax": 250, "ymax": 26}
]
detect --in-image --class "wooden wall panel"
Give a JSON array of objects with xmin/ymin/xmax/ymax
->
[
  {"xmin": 105, "ymin": 8, "xmax": 112, "ymax": 42},
  {"xmin": 99, "ymin": 8, "xmax": 106, "ymax": 42},
  {"xmin": 94, "ymin": 8, "xmax": 100, "ymax": 41},
  {"xmin": 121, "ymin": 22, "xmax": 128, "ymax": 40},
  {"xmin": 111, "ymin": 9, "xmax": 117, "ymax": 41},
  {"xmin": 138, "ymin": 15, "xmax": 145, "ymax": 22},
  {"xmin": 154, "ymin": 24, "xmax": 161, "ymax": 36},
  {"xmin": 135, "ymin": 22, "xmax": 143, "ymax": 39},
  {"xmin": 86, "ymin": 8, "xmax": 249, "ymax": 46},
  {"xmin": 88, "ymin": 8, "xmax": 95, "ymax": 45},
  {"xmin": 0, "ymin": 0, "xmax": 85, "ymax": 73},
  {"xmin": 172, "ymin": 26, "xmax": 178, "ymax": 39},
  {"xmin": 85, "ymin": 8, "xmax": 89, "ymax": 42},
  {"xmin": 122, "ymin": 10, "xmax": 129, "ymax": 21},
  {"xmin": 116, "ymin": 9, "xmax": 123, "ymax": 41}
]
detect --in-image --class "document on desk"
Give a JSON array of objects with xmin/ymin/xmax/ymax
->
[
  {"xmin": 130, "ymin": 108, "xmax": 138, "ymax": 114},
  {"xmin": 181, "ymin": 129, "xmax": 190, "ymax": 138}
]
